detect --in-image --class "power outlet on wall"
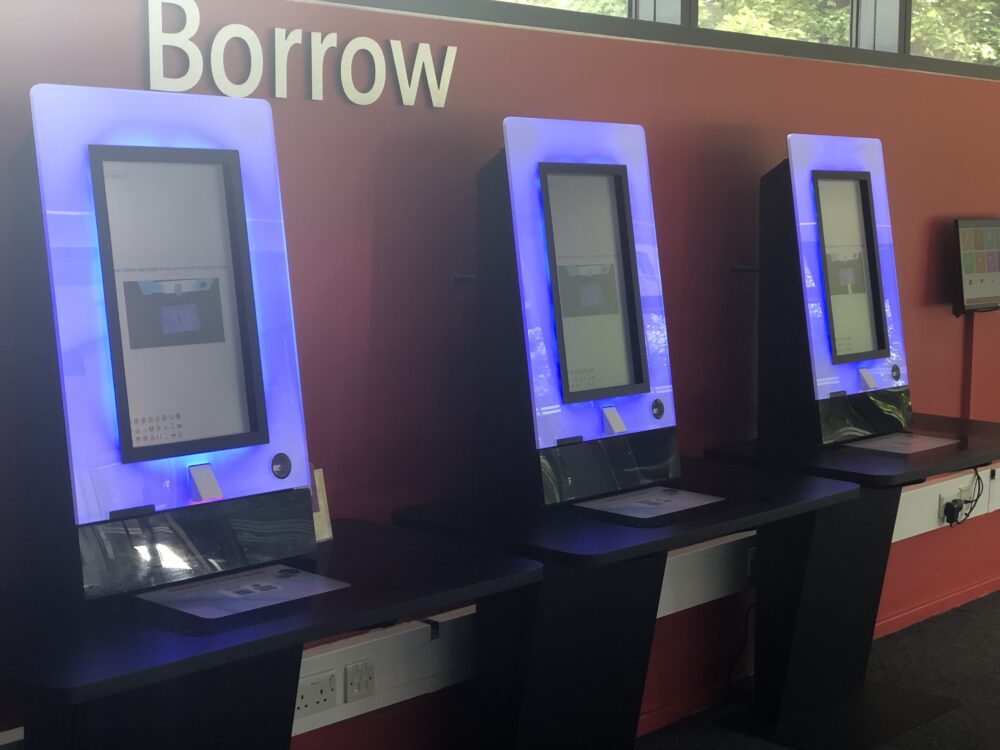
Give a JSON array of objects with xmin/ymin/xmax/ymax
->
[
  {"xmin": 345, "ymin": 659, "xmax": 375, "ymax": 702},
  {"xmin": 296, "ymin": 671, "xmax": 338, "ymax": 717}
]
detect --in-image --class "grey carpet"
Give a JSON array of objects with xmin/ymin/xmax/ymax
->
[{"xmin": 637, "ymin": 589, "xmax": 1000, "ymax": 749}]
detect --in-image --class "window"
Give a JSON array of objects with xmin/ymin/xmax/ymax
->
[
  {"xmin": 698, "ymin": 0, "xmax": 852, "ymax": 45},
  {"xmin": 494, "ymin": 0, "xmax": 629, "ymax": 16},
  {"xmin": 339, "ymin": 0, "xmax": 1000, "ymax": 79},
  {"xmin": 910, "ymin": 0, "xmax": 1000, "ymax": 65}
]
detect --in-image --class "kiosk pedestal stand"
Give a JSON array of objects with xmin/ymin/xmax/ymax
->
[
  {"xmin": 398, "ymin": 460, "xmax": 859, "ymax": 750},
  {"xmin": 711, "ymin": 414, "xmax": 1000, "ymax": 748}
]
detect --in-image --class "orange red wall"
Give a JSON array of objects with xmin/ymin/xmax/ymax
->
[{"xmin": 2, "ymin": 0, "xmax": 1000, "ymax": 742}]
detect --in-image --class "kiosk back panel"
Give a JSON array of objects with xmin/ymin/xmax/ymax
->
[
  {"xmin": 758, "ymin": 135, "xmax": 911, "ymax": 445},
  {"xmin": 27, "ymin": 85, "xmax": 315, "ymax": 602},
  {"xmin": 478, "ymin": 118, "xmax": 679, "ymax": 510}
]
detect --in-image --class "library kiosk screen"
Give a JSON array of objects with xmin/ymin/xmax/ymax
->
[
  {"xmin": 90, "ymin": 146, "xmax": 267, "ymax": 463},
  {"xmin": 814, "ymin": 172, "xmax": 889, "ymax": 364},
  {"xmin": 540, "ymin": 163, "xmax": 649, "ymax": 403}
]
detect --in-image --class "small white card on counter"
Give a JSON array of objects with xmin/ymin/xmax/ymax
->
[
  {"xmin": 138, "ymin": 565, "xmax": 350, "ymax": 619},
  {"xmin": 848, "ymin": 432, "xmax": 959, "ymax": 455},
  {"xmin": 578, "ymin": 486, "xmax": 725, "ymax": 519}
]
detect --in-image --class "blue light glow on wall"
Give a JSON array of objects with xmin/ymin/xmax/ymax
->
[
  {"xmin": 504, "ymin": 117, "xmax": 677, "ymax": 449},
  {"xmin": 31, "ymin": 84, "xmax": 311, "ymax": 526},
  {"xmin": 787, "ymin": 134, "xmax": 908, "ymax": 400}
]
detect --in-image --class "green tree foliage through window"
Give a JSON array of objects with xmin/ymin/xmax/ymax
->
[
  {"xmin": 497, "ymin": 0, "xmax": 1000, "ymax": 69},
  {"xmin": 698, "ymin": 0, "xmax": 851, "ymax": 45},
  {"xmin": 911, "ymin": 0, "xmax": 1000, "ymax": 65},
  {"xmin": 495, "ymin": 0, "xmax": 629, "ymax": 17}
]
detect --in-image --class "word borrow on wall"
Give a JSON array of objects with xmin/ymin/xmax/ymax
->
[{"xmin": 149, "ymin": 0, "xmax": 459, "ymax": 107}]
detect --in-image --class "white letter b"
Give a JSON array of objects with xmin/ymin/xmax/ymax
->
[{"xmin": 149, "ymin": 0, "xmax": 204, "ymax": 93}]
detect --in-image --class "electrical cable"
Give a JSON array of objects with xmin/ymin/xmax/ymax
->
[
  {"xmin": 727, "ymin": 601, "xmax": 756, "ymax": 700},
  {"xmin": 962, "ymin": 466, "xmax": 984, "ymax": 523},
  {"xmin": 950, "ymin": 466, "xmax": 984, "ymax": 526}
]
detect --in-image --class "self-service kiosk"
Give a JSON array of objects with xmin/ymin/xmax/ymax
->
[
  {"xmin": 10, "ymin": 84, "xmax": 546, "ymax": 750},
  {"xmin": 24, "ymin": 84, "xmax": 344, "ymax": 614},
  {"xmin": 703, "ymin": 133, "xmax": 1000, "ymax": 748},
  {"xmin": 477, "ymin": 117, "xmax": 722, "ymax": 524},
  {"xmin": 758, "ymin": 134, "xmax": 914, "ymax": 446}
]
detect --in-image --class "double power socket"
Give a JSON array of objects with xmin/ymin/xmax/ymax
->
[{"xmin": 296, "ymin": 659, "xmax": 375, "ymax": 718}]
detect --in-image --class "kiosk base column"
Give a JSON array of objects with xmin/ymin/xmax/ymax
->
[
  {"xmin": 24, "ymin": 645, "xmax": 303, "ymax": 750},
  {"xmin": 750, "ymin": 487, "xmax": 957, "ymax": 749},
  {"xmin": 478, "ymin": 552, "xmax": 666, "ymax": 750}
]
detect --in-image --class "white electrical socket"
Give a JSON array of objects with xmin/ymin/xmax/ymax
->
[
  {"xmin": 296, "ymin": 671, "xmax": 337, "ymax": 717},
  {"xmin": 938, "ymin": 493, "xmax": 951, "ymax": 521},
  {"xmin": 345, "ymin": 659, "xmax": 375, "ymax": 702}
]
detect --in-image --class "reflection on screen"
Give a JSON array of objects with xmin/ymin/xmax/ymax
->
[
  {"xmin": 101, "ymin": 160, "xmax": 251, "ymax": 450},
  {"xmin": 546, "ymin": 172, "xmax": 635, "ymax": 394},
  {"xmin": 816, "ymin": 178, "xmax": 878, "ymax": 358}
]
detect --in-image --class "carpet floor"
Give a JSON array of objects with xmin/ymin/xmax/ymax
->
[{"xmin": 637, "ymin": 589, "xmax": 1000, "ymax": 749}]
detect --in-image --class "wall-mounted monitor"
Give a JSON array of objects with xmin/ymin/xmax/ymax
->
[
  {"xmin": 90, "ymin": 146, "xmax": 268, "ymax": 464},
  {"xmin": 955, "ymin": 219, "xmax": 1000, "ymax": 314},
  {"xmin": 540, "ymin": 163, "xmax": 649, "ymax": 403},
  {"xmin": 813, "ymin": 171, "xmax": 889, "ymax": 364}
]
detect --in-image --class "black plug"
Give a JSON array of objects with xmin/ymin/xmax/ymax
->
[{"xmin": 943, "ymin": 498, "xmax": 965, "ymax": 525}]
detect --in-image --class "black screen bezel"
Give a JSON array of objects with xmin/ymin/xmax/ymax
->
[
  {"xmin": 89, "ymin": 145, "xmax": 269, "ymax": 464},
  {"xmin": 539, "ymin": 162, "xmax": 651, "ymax": 404},
  {"xmin": 812, "ymin": 170, "xmax": 890, "ymax": 365}
]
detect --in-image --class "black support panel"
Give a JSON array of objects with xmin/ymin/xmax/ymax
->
[
  {"xmin": 24, "ymin": 647, "xmax": 302, "ymax": 750},
  {"xmin": 515, "ymin": 555, "xmax": 666, "ymax": 749}
]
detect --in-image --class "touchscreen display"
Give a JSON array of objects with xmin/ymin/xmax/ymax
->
[
  {"xmin": 91, "ymin": 148, "xmax": 267, "ymax": 461},
  {"xmin": 543, "ymin": 165, "xmax": 648, "ymax": 401},
  {"xmin": 815, "ymin": 174, "xmax": 887, "ymax": 362}
]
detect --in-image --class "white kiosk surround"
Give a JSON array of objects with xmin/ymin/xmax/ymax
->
[{"xmin": 27, "ymin": 85, "xmax": 333, "ymax": 608}]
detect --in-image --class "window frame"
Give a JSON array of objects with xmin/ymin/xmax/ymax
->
[{"xmin": 319, "ymin": 0, "xmax": 1000, "ymax": 82}]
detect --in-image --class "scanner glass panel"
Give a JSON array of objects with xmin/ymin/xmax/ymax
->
[
  {"xmin": 546, "ymin": 171, "xmax": 636, "ymax": 395},
  {"xmin": 816, "ymin": 178, "xmax": 879, "ymax": 359}
]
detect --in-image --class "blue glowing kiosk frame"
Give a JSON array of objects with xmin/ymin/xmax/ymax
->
[
  {"xmin": 478, "ymin": 117, "xmax": 680, "ymax": 513},
  {"xmin": 759, "ymin": 134, "xmax": 912, "ymax": 445},
  {"xmin": 28, "ymin": 84, "xmax": 315, "ymax": 600}
]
